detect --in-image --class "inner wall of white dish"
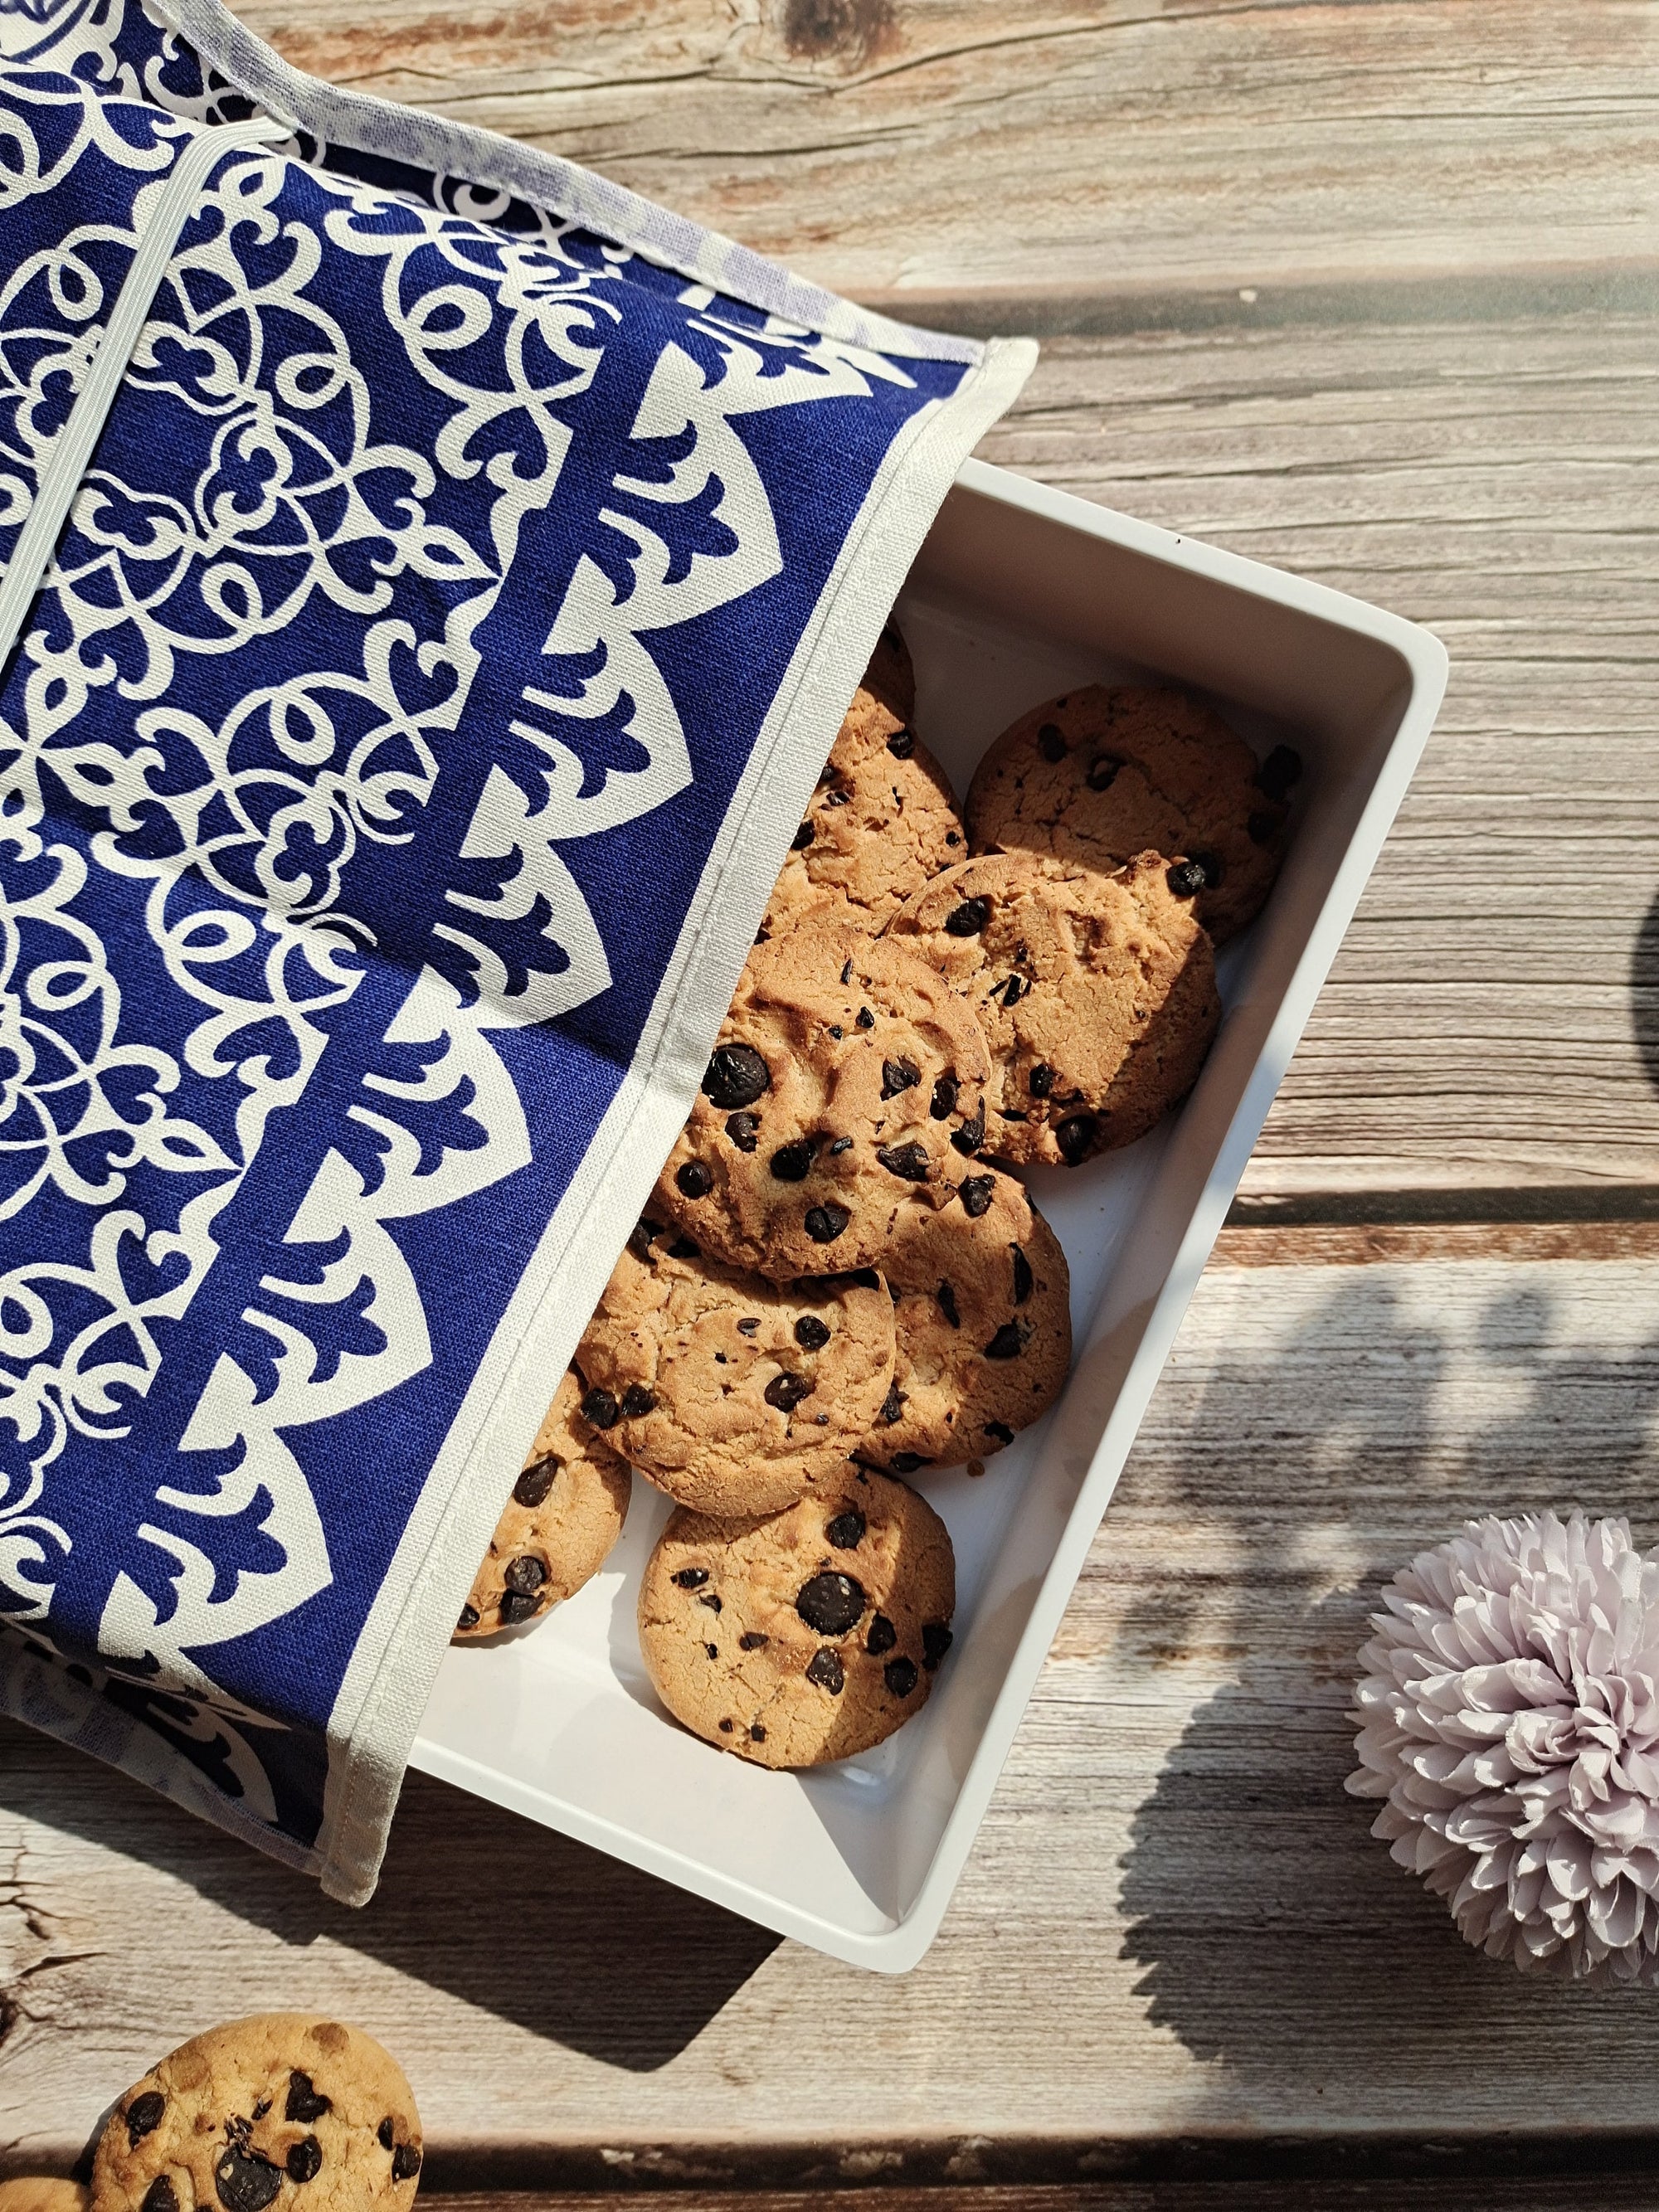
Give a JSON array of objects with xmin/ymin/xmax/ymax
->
[{"xmin": 412, "ymin": 479, "xmax": 1408, "ymax": 1947}]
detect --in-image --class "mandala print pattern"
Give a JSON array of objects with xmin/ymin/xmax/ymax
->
[{"xmin": 0, "ymin": 0, "xmax": 1025, "ymax": 1894}]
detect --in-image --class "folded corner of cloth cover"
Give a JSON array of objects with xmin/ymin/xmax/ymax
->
[{"xmin": 0, "ymin": 0, "xmax": 1035, "ymax": 1900}]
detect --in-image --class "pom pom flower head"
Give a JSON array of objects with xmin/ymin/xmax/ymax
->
[{"xmin": 1349, "ymin": 1509, "xmax": 1659, "ymax": 1985}]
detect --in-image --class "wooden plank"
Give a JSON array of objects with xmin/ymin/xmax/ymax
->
[
  {"xmin": 969, "ymin": 304, "xmax": 1659, "ymax": 1198},
  {"xmin": 9, "ymin": 1247, "xmax": 1659, "ymax": 2158},
  {"xmin": 231, "ymin": 1, "xmax": 1659, "ymax": 303}
]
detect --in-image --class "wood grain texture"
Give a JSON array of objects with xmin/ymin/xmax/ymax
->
[
  {"xmin": 231, "ymin": 0, "xmax": 1659, "ymax": 303},
  {"xmin": 8, "ymin": 1250, "xmax": 1659, "ymax": 2161}
]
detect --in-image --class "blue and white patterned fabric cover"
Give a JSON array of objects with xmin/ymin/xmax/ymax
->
[{"xmin": 0, "ymin": 0, "xmax": 1033, "ymax": 1900}]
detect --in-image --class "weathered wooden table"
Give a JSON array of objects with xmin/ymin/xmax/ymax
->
[{"xmin": 5, "ymin": 3, "xmax": 1659, "ymax": 2204}]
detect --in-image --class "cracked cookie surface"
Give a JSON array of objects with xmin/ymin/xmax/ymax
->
[
  {"xmin": 454, "ymin": 1367, "xmax": 630, "ymax": 1640},
  {"xmin": 574, "ymin": 1219, "xmax": 894, "ymax": 1516},
  {"xmin": 91, "ymin": 2014, "xmax": 421, "ymax": 2212},
  {"xmin": 639, "ymin": 1467, "xmax": 955, "ymax": 1767},
  {"xmin": 885, "ymin": 848, "xmax": 1220, "ymax": 1167},
  {"xmin": 965, "ymin": 683, "xmax": 1300, "ymax": 943},
  {"xmin": 858, "ymin": 1164, "xmax": 1071, "ymax": 1473},
  {"xmin": 654, "ymin": 921, "xmax": 993, "ymax": 1280}
]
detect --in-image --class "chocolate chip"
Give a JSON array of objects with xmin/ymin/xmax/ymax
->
[
  {"xmin": 142, "ymin": 2182, "xmax": 179, "ymax": 2212},
  {"xmin": 825, "ymin": 788, "xmax": 851, "ymax": 807},
  {"xmin": 1165, "ymin": 859, "xmax": 1207, "ymax": 899},
  {"xmin": 1086, "ymin": 751, "xmax": 1122, "ymax": 790},
  {"xmin": 985, "ymin": 1320, "xmax": 1031, "ymax": 1359},
  {"xmin": 1248, "ymin": 809, "xmax": 1280, "ymax": 844},
  {"xmin": 698, "ymin": 1592, "xmax": 723, "ymax": 1612},
  {"xmin": 983, "ymin": 1420, "xmax": 1014, "ymax": 1445},
  {"xmin": 796, "ymin": 1572, "xmax": 866, "ymax": 1635},
  {"xmin": 1029, "ymin": 1062, "xmax": 1053, "ymax": 1098},
  {"xmin": 1000, "ymin": 1107, "xmax": 1029, "ymax": 1122},
  {"xmin": 215, "ymin": 2142, "xmax": 282, "ymax": 2212},
  {"xmin": 883, "ymin": 1656, "xmax": 920, "ymax": 1698},
  {"xmin": 1192, "ymin": 849, "xmax": 1224, "ymax": 887},
  {"xmin": 504, "ymin": 1555, "xmax": 547, "ymax": 1597},
  {"xmin": 739, "ymin": 1631, "xmax": 770, "ymax": 1650},
  {"xmin": 667, "ymin": 1236, "xmax": 701, "ymax": 1260},
  {"xmin": 627, "ymin": 1215, "xmax": 660, "ymax": 1260},
  {"xmin": 672, "ymin": 1567, "xmax": 709, "ymax": 1588},
  {"xmin": 791, "ymin": 819, "xmax": 815, "ymax": 849},
  {"xmin": 826, "ymin": 1510, "xmax": 866, "ymax": 1548},
  {"xmin": 127, "ymin": 2092, "xmax": 165, "ymax": 2146},
  {"xmin": 750, "ymin": 1723, "xmax": 767, "ymax": 1742},
  {"xmin": 705, "ymin": 1641, "xmax": 719, "ymax": 1659},
  {"xmin": 958, "ymin": 1173, "xmax": 995, "ymax": 1218},
  {"xmin": 946, "ymin": 830, "xmax": 961, "ymax": 846},
  {"xmin": 286, "ymin": 2073, "xmax": 333, "ymax": 2125},
  {"xmin": 456, "ymin": 1603, "xmax": 479, "ymax": 1631},
  {"xmin": 881, "ymin": 1056, "xmax": 921, "ymax": 1098},
  {"xmin": 765, "ymin": 1371, "xmax": 812, "ymax": 1412},
  {"xmin": 1037, "ymin": 722, "xmax": 1067, "ymax": 762},
  {"xmin": 930, "ymin": 1072, "xmax": 958, "ymax": 1119},
  {"xmin": 1254, "ymin": 742, "xmax": 1303, "ymax": 799},
  {"xmin": 287, "ymin": 2138, "xmax": 323, "ymax": 2185},
  {"xmin": 1011, "ymin": 1244, "xmax": 1034, "ymax": 1303},
  {"xmin": 770, "ymin": 1139, "xmax": 815, "ymax": 1181},
  {"xmin": 937, "ymin": 1281, "xmax": 961, "ymax": 1328},
  {"xmin": 829, "ymin": 1023, "xmax": 843, "ymax": 1038},
  {"xmin": 878, "ymin": 1383, "xmax": 906, "ymax": 1425},
  {"xmin": 675, "ymin": 1159, "xmax": 713, "ymax": 1198},
  {"xmin": 581, "ymin": 1385, "xmax": 619, "ymax": 1429},
  {"xmin": 378, "ymin": 2121, "xmax": 397, "ymax": 2152},
  {"xmin": 718, "ymin": 1718, "xmax": 734, "ymax": 1732},
  {"xmin": 514, "ymin": 1455, "xmax": 557, "ymax": 1508},
  {"xmin": 805, "ymin": 1648, "xmax": 845, "ymax": 1694},
  {"xmin": 951, "ymin": 1103, "xmax": 986, "ymax": 1155},
  {"xmin": 945, "ymin": 896, "xmax": 990, "ymax": 937},
  {"xmin": 737, "ymin": 1317, "xmax": 760, "ymax": 1335},
  {"xmin": 620, "ymin": 1383, "xmax": 656, "ymax": 1419},
  {"xmin": 1056, "ymin": 1112, "xmax": 1098, "ymax": 1165},
  {"xmin": 865, "ymin": 1613, "xmax": 898, "ymax": 1655},
  {"xmin": 726, "ymin": 1111, "xmax": 760, "ymax": 1152},
  {"xmin": 840, "ymin": 958, "xmax": 854, "ymax": 984},
  {"xmin": 392, "ymin": 2146, "xmax": 422, "ymax": 2184},
  {"xmin": 889, "ymin": 1452, "xmax": 927, "ymax": 1473},
  {"xmin": 876, "ymin": 1140, "xmax": 931, "ymax": 1181},
  {"xmin": 999, "ymin": 975, "xmax": 1023, "ymax": 1008},
  {"xmin": 805, "ymin": 1203, "xmax": 850, "ymax": 1243},
  {"xmin": 795, "ymin": 1315, "xmax": 831, "ymax": 1350},
  {"xmin": 703, "ymin": 1043, "xmax": 771, "ymax": 1109},
  {"xmin": 888, "ymin": 728, "xmax": 916, "ymax": 759},
  {"xmin": 829, "ymin": 1134, "xmax": 853, "ymax": 1155},
  {"xmin": 922, "ymin": 1621, "xmax": 953, "ymax": 1670},
  {"xmin": 499, "ymin": 1591, "xmax": 541, "ymax": 1625}
]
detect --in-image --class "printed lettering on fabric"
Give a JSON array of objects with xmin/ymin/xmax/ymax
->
[{"xmin": 0, "ymin": 0, "xmax": 1024, "ymax": 1885}]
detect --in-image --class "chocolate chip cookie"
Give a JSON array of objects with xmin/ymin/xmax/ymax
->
[
  {"xmin": 90, "ymin": 2015, "xmax": 422, "ymax": 2212},
  {"xmin": 574, "ymin": 1218, "xmax": 895, "ymax": 1516},
  {"xmin": 760, "ymin": 667, "xmax": 963, "ymax": 941},
  {"xmin": 0, "ymin": 2185, "xmax": 87, "ymax": 2211},
  {"xmin": 859, "ymin": 1165, "xmax": 1071, "ymax": 1473},
  {"xmin": 884, "ymin": 848, "xmax": 1220, "ymax": 1167},
  {"xmin": 454, "ymin": 1368, "xmax": 630, "ymax": 1639},
  {"xmin": 655, "ymin": 921, "xmax": 993, "ymax": 1279},
  {"xmin": 965, "ymin": 683, "xmax": 1301, "ymax": 943},
  {"xmin": 638, "ymin": 1467, "xmax": 956, "ymax": 1767}
]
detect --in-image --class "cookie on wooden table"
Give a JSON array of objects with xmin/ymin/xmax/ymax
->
[
  {"xmin": 0, "ymin": 2185, "xmax": 88, "ymax": 2211},
  {"xmin": 965, "ymin": 683, "xmax": 1301, "ymax": 943},
  {"xmin": 859, "ymin": 1165, "xmax": 1071, "ymax": 1473},
  {"xmin": 638, "ymin": 1467, "xmax": 956, "ymax": 1767},
  {"xmin": 655, "ymin": 921, "xmax": 993, "ymax": 1280},
  {"xmin": 761, "ymin": 649, "xmax": 962, "ymax": 941},
  {"xmin": 884, "ymin": 848, "xmax": 1220, "ymax": 1167},
  {"xmin": 574, "ymin": 1217, "xmax": 895, "ymax": 1516},
  {"xmin": 454, "ymin": 1368, "xmax": 630, "ymax": 1639},
  {"xmin": 90, "ymin": 2014, "xmax": 421, "ymax": 2212}
]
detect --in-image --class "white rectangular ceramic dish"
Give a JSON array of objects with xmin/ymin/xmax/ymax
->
[{"xmin": 409, "ymin": 455, "xmax": 1447, "ymax": 1971}]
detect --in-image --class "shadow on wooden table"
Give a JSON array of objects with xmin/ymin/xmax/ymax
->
[
  {"xmin": 1117, "ymin": 1264, "xmax": 1659, "ymax": 2117},
  {"xmin": 0, "ymin": 1739, "xmax": 778, "ymax": 2071}
]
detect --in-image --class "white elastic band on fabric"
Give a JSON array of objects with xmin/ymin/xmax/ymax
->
[{"xmin": 0, "ymin": 116, "xmax": 286, "ymax": 671}]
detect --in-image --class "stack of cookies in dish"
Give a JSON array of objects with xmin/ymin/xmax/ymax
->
[{"xmin": 452, "ymin": 623, "xmax": 1300, "ymax": 1774}]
